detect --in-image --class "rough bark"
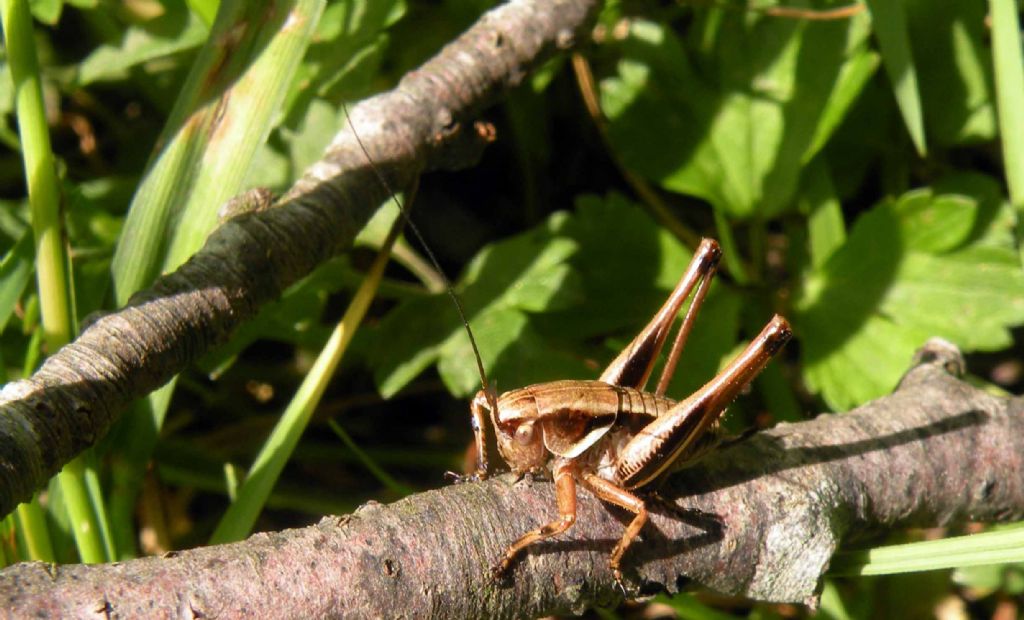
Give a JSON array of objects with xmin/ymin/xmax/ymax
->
[
  {"xmin": 0, "ymin": 0, "xmax": 602, "ymax": 517},
  {"xmin": 3, "ymin": 341, "xmax": 1022, "ymax": 618}
]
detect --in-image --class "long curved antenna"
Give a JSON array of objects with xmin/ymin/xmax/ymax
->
[{"xmin": 340, "ymin": 102, "xmax": 491, "ymax": 395}]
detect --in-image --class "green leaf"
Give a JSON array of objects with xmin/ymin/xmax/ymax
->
[
  {"xmin": 373, "ymin": 193, "xmax": 754, "ymax": 403},
  {"xmin": 905, "ymin": 0, "xmax": 996, "ymax": 145},
  {"xmin": 27, "ymin": 0, "xmax": 59, "ymax": 24},
  {"xmin": 805, "ymin": 47, "xmax": 880, "ymax": 163},
  {"xmin": 800, "ymin": 159, "xmax": 846, "ymax": 269},
  {"xmin": 892, "ymin": 190, "xmax": 976, "ymax": 252},
  {"xmin": 0, "ymin": 230, "xmax": 34, "ymax": 333},
  {"xmin": 864, "ymin": 0, "xmax": 927, "ymax": 155},
  {"xmin": 77, "ymin": 8, "xmax": 209, "ymax": 85},
  {"xmin": 370, "ymin": 293, "xmax": 457, "ymax": 398},
  {"xmin": 549, "ymin": 193, "xmax": 692, "ymax": 337},
  {"xmin": 371, "ymin": 217, "xmax": 580, "ymax": 398},
  {"xmin": 281, "ymin": 0, "xmax": 406, "ymax": 124},
  {"xmin": 796, "ymin": 182, "xmax": 1024, "ymax": 410},
  {"xmin": 600, "ymin": 14, "xmax": 874, "ymax": 219}
]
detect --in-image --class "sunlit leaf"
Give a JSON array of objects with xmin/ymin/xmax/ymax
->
[
  {"xmin": 600, "ymin": 14, "xmax": 873, "ymax": 219},
  {"xmin": 796, "ymin": 180, "xmax": 1024, "ymax": 410},
  {"xmin": 371, "ymin": 218, "xmax": 580, "ymax": 398}
]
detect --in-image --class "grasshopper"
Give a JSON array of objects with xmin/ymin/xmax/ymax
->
[
  {"xmin": 341, "ymin": 107, "xmax": 790, "ymax": 583},
  {"xmin": 460, "ymin": 238, "xmax": 792, "ymax": 582}
]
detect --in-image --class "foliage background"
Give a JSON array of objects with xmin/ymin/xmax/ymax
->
[{"xmin": 1, "ymin": 0, "xmax": 1023, "ymax": 617}]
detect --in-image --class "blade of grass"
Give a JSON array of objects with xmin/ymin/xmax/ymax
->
[
  {"xmin": 104, "ymin": 0, "xmax": 325, "ymax": 559},
  {"xmin": 111, "ymin": 0, "xmax": 325, "ymax": 301},
  {"xmin": 210, "ymin": 211, "xmax": 405, "ymax": 544},
  {"xmin": 654, "ymin": 592, "xmax": 742, "ymax": 620},
  {"xmin": 186, "ymin": 0, "xmax": 219, "ymax": 26},
  {"xmin": 0, "ymin": 0, "xmax": 74, "ymax": 346},
  {"xmin": 224, "ymin": 463, "xmax": 241, "ymax": 502},
  {"xmin": 712, "ymin": 209, "xmax": 751, "ymax": 285},
  {"xmin": 327, "ymin": 420, "xmax": 414, "ymax": 497},
  {"xmin": 13, "ymin": 499, "xmax": 53, "ymax": 562},
  {"xmin": 1, "ymin": 0, "xmax": 108, "ymax": 562},
  {"xmin": 864, "ymin": 0, "xmax": 927, "ymax": 156},
  {"xmin": 83, "ymin": 456, "xmax": 116, "ymax": 560},
  {"xmin": 988, "ymin": 0, "xmax": 1024, "ymax": 262},
  {"xmin": 56, "ymin": 459, "xmax": 106, "ymax": 562},
  {"xmin": 0, "ymin": 333, "xmax": 52, "ymax": 563},
  {"xmin": 830, "ymin": 524, "xmax": 1024, "ymax": 576},
  {"xmin": 0, "ymin": 230, "xmax": 34, "ymax": 333}
]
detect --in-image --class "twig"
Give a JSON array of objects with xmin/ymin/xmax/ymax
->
[
  {"xmin": 4, "ymin": 341, "xmax": 1023, "ymax": 617},
  {"xmin": 0, "ymin": 0, "xmax": 603, "ymax": 518}
]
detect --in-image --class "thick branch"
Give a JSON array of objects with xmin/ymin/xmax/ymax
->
[
  {"xmin": 4, "ymin": 342, "xmax": 1023, "ymax": 617},
  {"xmin": 0, "ymin": 0, "xmax": 602, "ymax": 517}
]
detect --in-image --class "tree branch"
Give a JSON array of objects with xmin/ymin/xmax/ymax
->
[
  {"xmin": 0, "ymin": 0, "xmax": 603, "ymax": 517},
  {"xmin": 4, "ymin": 341, "xmax": 1023, "ymax": 617}
]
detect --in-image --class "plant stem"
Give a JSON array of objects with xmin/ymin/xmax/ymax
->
[{"xmin": 1, "ymin": 0, "xmax": 109, "ymax": 563}]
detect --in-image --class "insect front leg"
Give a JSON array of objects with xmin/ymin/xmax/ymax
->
[
  {"xmin": 580, "ymin": 473, "xmax": 647, "ymax": 584},
  {"xmin": 599, "ymin": 238, "xmax": 721, "ymax": 391},
  {"xmin": 467, "ymin": 389, "xmax": 491, "ymax": 480},
  {"xmin": 491, "ymin": 459, "xmax": 578, "ymax": 580}
]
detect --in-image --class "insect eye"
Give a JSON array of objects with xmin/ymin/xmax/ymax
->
[{"xmin": 514, "ymin": 423, "xmax": 535, "ymax": 445}]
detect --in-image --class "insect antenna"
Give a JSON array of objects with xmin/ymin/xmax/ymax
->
[{"xmin": 341, "ymin": 103, "xmax": 492, "ymax": 397}]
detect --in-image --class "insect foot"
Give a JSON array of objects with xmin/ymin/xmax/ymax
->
[
  {"xmin": 613, "ymin": 572, "xmax": 630, "ymax": 598},
  {"xmin": 444, "ymin": 470, "xmax": 486, "ymax": 484},
  {"xmin": 488, "ymin": 558, "xmax": 514, "ymax": 585}
]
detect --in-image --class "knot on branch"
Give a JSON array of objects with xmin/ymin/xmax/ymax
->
[{"xmin": 897, "ymin": 338, "xmax": 966, "ymax": 391}]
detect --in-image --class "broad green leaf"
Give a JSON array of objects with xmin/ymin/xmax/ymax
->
[
  {"xmin": 548, "ymin": 192, "xmax": 692, "ymax": 338},
  {"xmin": 864, "ymin": 0, "xmax": 927, "ymax": 155},
  {"xmin": 372, "ymin": 293, "xmax": 462, "ymax": 398},
  {"xmin": 600, "ymin": 14, "xmax": 873, "ymax": 219},
  {"xmin": 796, "ymin": 182, "xmax": 1024, "ymax": 410},
  {"xmin": 892, "ymin": 190, "xmax": 976, "ymax": 252},
  {"xmin": 371, "ymin": 218, "xmax": 580, "ymax": 398}
]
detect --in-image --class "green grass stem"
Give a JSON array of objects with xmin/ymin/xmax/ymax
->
[
  {"xmin": 830, "ymin": 525, "xmax": 1024, "ymax": 576},
  {"xmin": 1, "ymin": 0, "xmax": 108, "ymax": 563}
]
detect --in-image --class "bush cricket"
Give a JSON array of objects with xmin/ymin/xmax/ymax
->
[
  {"xmin": 464, "ymin": 239, "xmax": 792, "ymax": 582},
  {"xmin": 344, "ymin": 108, "xmax": 791, "ymax": 584}
]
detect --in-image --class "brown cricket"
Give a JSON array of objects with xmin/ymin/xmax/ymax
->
[
  {"xmin": 463, "ymin": 238, "xmax": 792, "ymax": 582},
  {"xmin": 342, "ymin": 111, "xmax": 791, "ymax": 584}
]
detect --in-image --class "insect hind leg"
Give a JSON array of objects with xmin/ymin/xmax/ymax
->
[{"xmin": 580, "ymin": 473, "xmax": 648, "ymax": 584}]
